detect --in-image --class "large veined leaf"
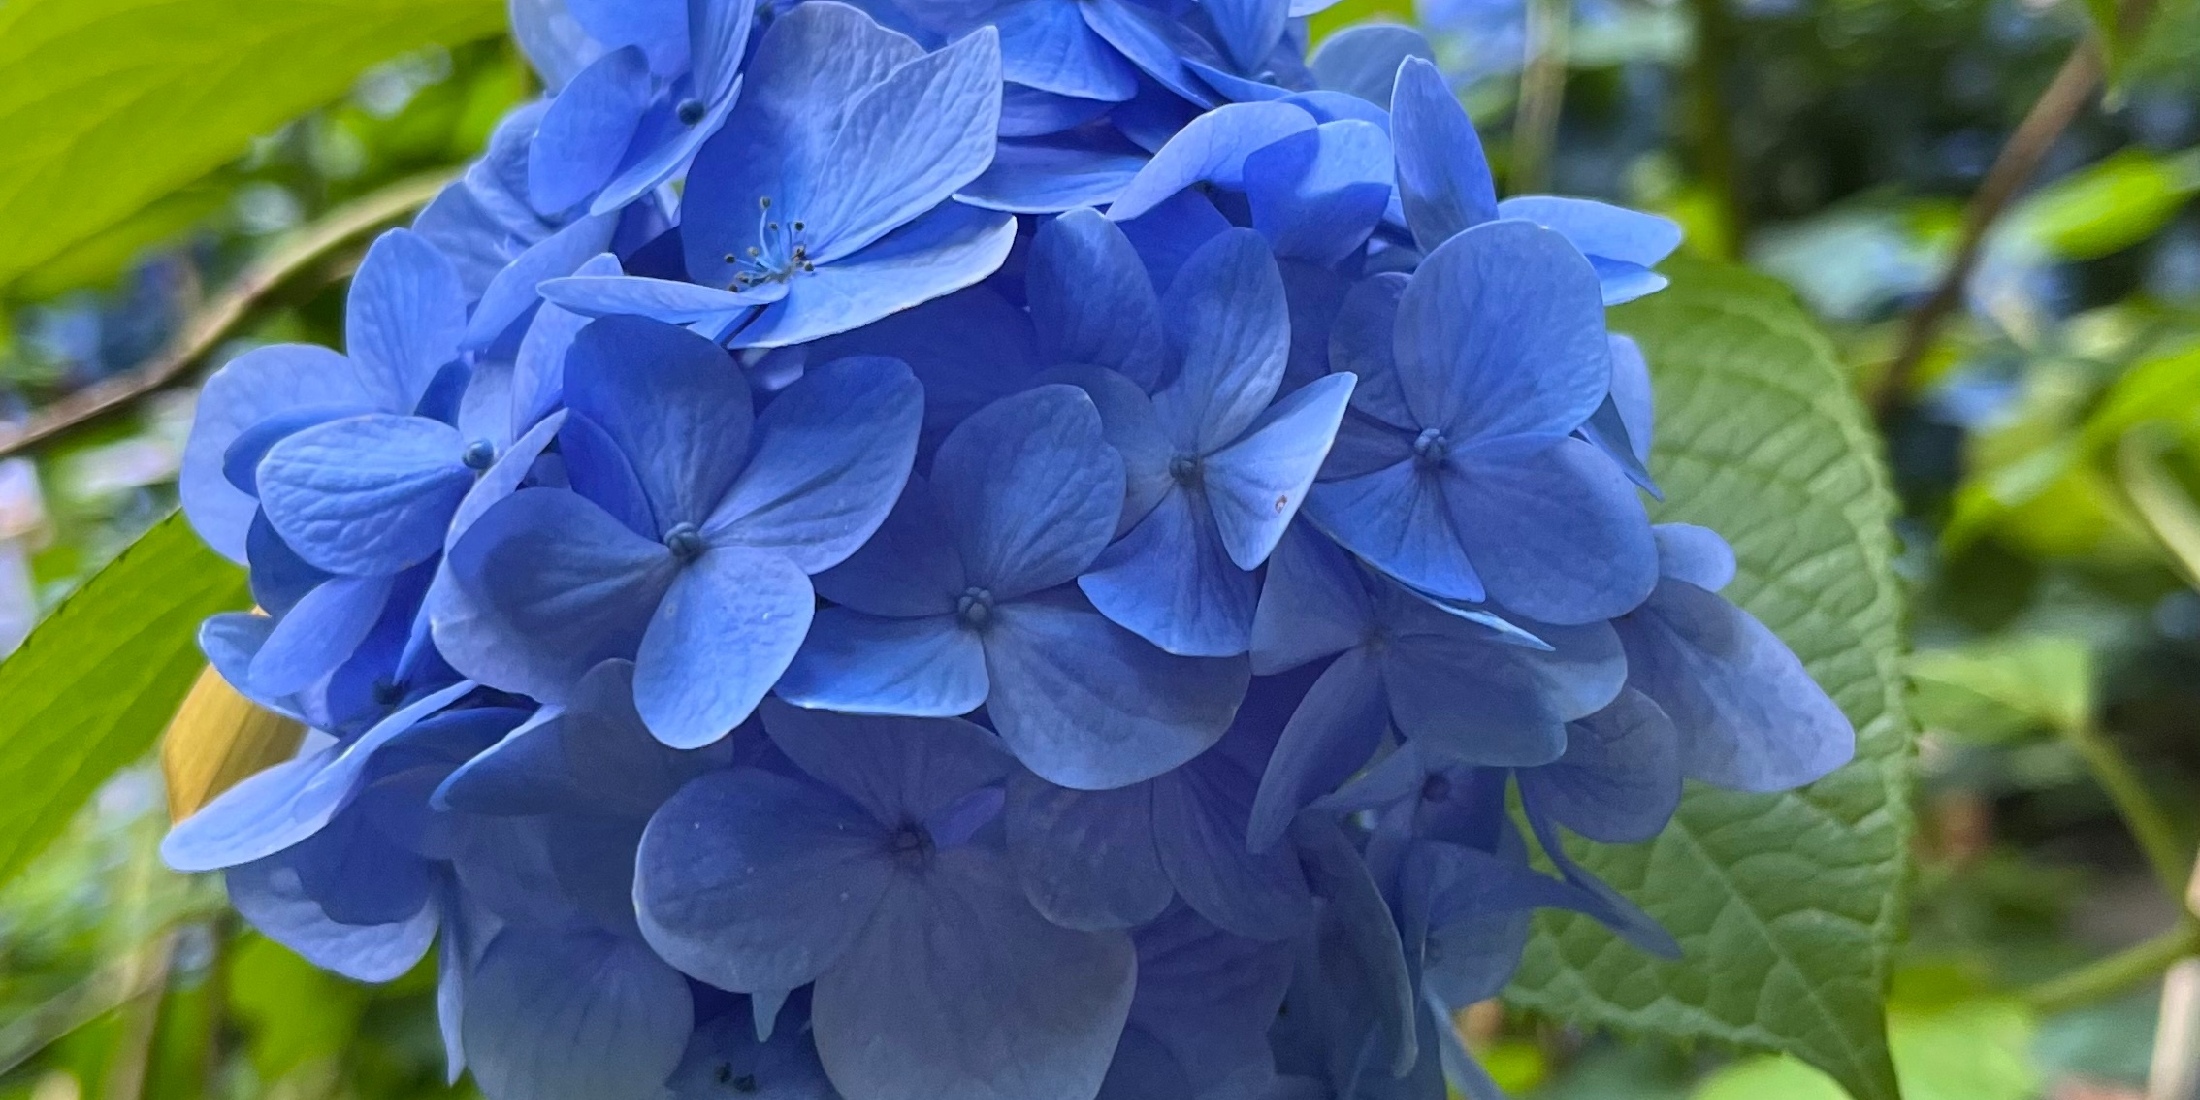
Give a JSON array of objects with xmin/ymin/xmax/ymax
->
[
  {"xmin": 1507, "ymin": 260, "xmax": 1916, "ymax": 1100},
  {"xmin": 0, "ymin": 0, "xmax": 506, "ymax": 291},
  {"xmin": 0, "ymin": 513, "xmax": 249, "ymax": 886}
]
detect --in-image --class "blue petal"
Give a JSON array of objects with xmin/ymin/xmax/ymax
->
[
  {"xmin": 434, "ymin": 707, "xmax": 578, "ymax": 816},
  {"xmin": 1246, "ymin": 649, "xmax": 1387, "ymax": 850},
  {"xmin": 1080, "ymin": 0, "xmax": 1216, "ymax": 105},
  {"xmin": 1115, "ymin": 188, "xmax": 1233, "ymax": 289},
  {"xmin": 537, "ymin": 273, "xmax": 785, "ymax": 326},
  {"xmin": 462, "ymin": 929, "xmax": 694, "ymax": 1100},
  {"xmin": 1327, "ymin": 272, "xmax": 1413, "ymax": 428},
  {"xmin": 1152, "ymin": 228, "xmax": 1290, "ymax": 452},
  {"xmin": 1388, "ymin": 57, "xmax": 1497, "ymax": 252},
  {"xmin": 1292, "ymin": 816, "xmax": 1418, "ymax": 1077},
  {"xmin": 1203, "ymin": 0, "xmax": 1289, "ymax": 70},
  {"xmin": 510, "ymin": 0, "xmax": 601, "ymax": 92},
  {"xmin": 1248, "ymin": 523, "xmax": 1374, "ymax": 673},
  {"xmin": 1380, "ymin": 604, "xmax": 1625, "ymax": 767},
  {"xmin": 811, "ymin": 479, "xmax": 966, "ymax": 617},
  {"xmin": 1079, "ymin": 487, "xmax": 1258, "ymax": 657},
  {"xmin": 1496, "ymin": 195, "xmax": 1682, "ymax": 304},
  {"xmin": 1206, "ymin": 372, "xmax": 1354, "ymax": 570},
  {"xmin": 1152, "ymin": 761, "xmax": 1313, "ymax": 940},
  {"xmin": 1049, "ymin": 365, "xmax": 1174, "ymax": 533},
  {"xmin": 183, "ymin": 344, "xmax": 380, "ymax": 562},
  {"xmin": 529, "ymin": 47, "xmax": 654, "ymax": 216},
  {"xmin": 634, "ymin": 545, "xmax": 814, "ymax": 748},
  {"xmin": 731, "ymin": 201, "xmax": 1019, "ymax": 349},
  {"xmin": 256, "ymin": 415, "xmax": 470, "ymax": 576},
  {"xmin": 1394, "ymin": 220, "xmax": 1611, "ymax": 441},
  {"xmin": 775, "ymin": 610, "xmax": 988, "ymax": 717},
  {"xmin": 1579, "ymin": 332, "xmax": 1658, "ymax": 494},
  {"xmin": 1123, "ymin": 910, "xmax": 1298, "ymax": 1095},
  {"xmin": 446, "ymin": 411, "xmax": 567, "ymax": 551},
  {"xmin": 1448, "ymin": 436, "xmax": 1657, "ymax": 624},
  {"xmin": 960, "ymin": 131, "xmax": 1149, "ymax": 213},
  {"xmin": 251, "ymin": 575, "xmax": 395, "ymax": 696},
  {"xmin": 162, "ymin": 682, "xmax": 472, "ymax": 872},
  {"xmin": 636, "ymin": 768, "xmax": 894, "ymax": 991},
  {"xmin": 226, "ymin": 854, "xmax": 437, "ymax": 982},
  {"xmin": 798, "ymin": 29, "xmax": 1005, "ymax": 262},
  {"xmin": 809, "ymin": 846, "xmax": 1136, "ymax": 1100},
  {"xmin": 593, "ymin": 81, "xmax": 742, "ymax": 216},
  {"xmin": 201, "ymin": 613, "xmax": 307, "ymax": 721},
  {"xmin": 1105, "ymin": 102, "xmax": 1315, "ymax": 220},
  {"xmin": 993, "ymin": 0, "xmax": 1140, "ymax": 99},
  {"xmin": 690, "ymin": 0, "xmax": 760, "ymax": 104},
  {"xmin": 1028, "ymin": 209, "xmax": 1166, "ymax": 386},
  {"xmin": 803, "ymin": 286, "xmax": 1040, "ymax": 449},
  {"xmin": 1000, "ymin": 83, "xmax": 1115, "ymax": 138},
  {"xmin": 1654, "ymin": 522, "xmax": 1735, "ymax": 590},
  {"xmin": 759, "ymin": 701, "xmax": 1012, "ymax": 835},
  {"xmin": 568, "ymin": 0, "xmax": 689, "ymax": 72},
  {"xmin": 246, "ymin": 512, "xmax": 330, "ymax": 622},
  {"xmin": 464, "ymin": 213, "xmax": 624, "ymax": 351},
  {"xmin": 1005, "ymin": 771, "xmax": 1172, "ymax": 930},
  {"xmin": 1309, "ymin": 23, "xmax": 1433, "ymax": 103},
  {"xmin": 1621, "ymin": 579, "xmax": 1855, "ymax": 791},
  {"xmin": 435, "ymin": 488, "xmax": 677, "ymax": 704},
  {"xmin": 985, "ymin": 589, "xmax": 1247, "ymax": 789},
  {"xmin": 564, "ymin": 315, "xmax": 753, "ymax": 530},
  {"xmin": 705, "ymin": 356, "xmax": 922, "ymax": 573},
  {"xmin": 347, "ymin": 229, "xmax": 467, "ymax": 408},
  {"xmin": 1519, "ymin": 688, "xmax": 1682, "ymax": 844},
  {"xmin": 931, "ymin": 385, "xmax": 1125, "ymax": 599},
  {"xmin": 1305, "ymin": 456, "xmax": 1485, "ymax": 603},
  {"xmin": 1282, "ymin": 88, "xmax": 1394, "ymax": 127},
  {"xmin": 665, "ymin": 1010, "xmax": 838, "ymax": 1100},
  {"xmin": 1246, "ymin": 120, "xmax": 1394, "ymax": 265}
]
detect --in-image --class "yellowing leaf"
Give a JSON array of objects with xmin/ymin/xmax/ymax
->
[{"xmin": 161, "ymin": 662, "xmax": 304, "ymax": 824}]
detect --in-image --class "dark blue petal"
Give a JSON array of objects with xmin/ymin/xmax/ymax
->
[
  {"xmin": 1080, "ymin": 0, "xmax": 1216, "ymax": 105},
  {"xmin": 1204, "ymin": 0, "xmax": 1290, "ymax": 71},
  {"xmin": 1327, "ymin": 272, "xmax": 1413, "ymax": 429},
  {"xmin": 1578, "ymin": 333, "xmax": 1658, "ymax": 494},
  {"xmin": 993, "ymin": 0, "xmax": 1140, "ymax": 99},
  {"xmin": 775, "ymin": 609, "xmax": 988, "ymax": 717},
  {"xmin": 565, "ymin": 315, "xmax": 753, "ymax": 530},
  {"xmin": 1305, "ymin": 458, "xmax": 1486, "ymax": 603},
  {"xmin": 1028, "ymin": 209, "xmax": 1166, "ymax": 386},
  {"xmin": 1245, "ymin": 120, "xmax": 1394, "ymax": 265},
  {"xmin": 759, "ymin": 700, "xmax": 1012, "ymax": 827},
  {"xmin": 1005, "ymin": 771, "xmax": 1173, "ymax": 929},
  {"xmin": 528, "ymin": 47, "xmax": 654, "ymax": 216},
  {"xmin": 536, "ymin": 273, "xmax": 785, "ymax": 327},
  {"xmin": 960, "ymin": 131, "xmax": 1150, "ymax": 214},
  {"xmin": 1115, "ymin": 188, "xmax": 1233, "ymax": 289},
  {"xmin": 251, "ymin": 574, "xmax": 395, "ymax": 696},
  {"xmin": 466, "ymin": 213, "xmax": 625, "ymax": 352},
  {"xmin": 462, "ymin": 928, "xmax": 694, "ymax": 1100},
  {"xmin": 811, "ymin": 479, "xmax": 967, "ymax": 617},
  {"xmin": 809, "ymin": 846, "xmax": 1136, "ymax": 1100},
  {"xmin": 1247, "ymin": 649, "xmax": 1387, "ymax": 850},
  {"xmin": 637, "ymin": 768, "xmax": 893, "ymax": 991},
  {"xmin": 445, "ymin": 411, "xmax": 567, "ymax": 552},
  {"xmin": 1380, "ymin": 605, "xmax": 1624, "ymax": 767},
  {"xmin": 1049, "ymin": 365, "xmax": 1174, "ymax": 533},
  {"xmin": 932, "ymin": 384, "xmax": 1125, "ymax": 599},
  {"xmin": 1519, "ymin": 688, "xmax": 1682, "ymax": 844},
  {"xmin": 1248, "ymin": 523, "xmax": 1373, "ymax": 673},
  {"xmin": 665, "ymin": 1009, "xmax": 839, "ymax": 1100},
  {"xmin": 1152, "ymin": 763, "xmax": 1312, "ymax": 940},
  {"xmin": 985, "ymin": 588, "xmax": 1247, "ymax": 789}
]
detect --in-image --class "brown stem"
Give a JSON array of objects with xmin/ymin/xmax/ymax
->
[
  {"xmin": 1870, "ymin": 43, "xmax": 2104, "ymax": 419},
  {"xmin": 0, "ymin": 170, "xmax": 457, "ymax": 458}
]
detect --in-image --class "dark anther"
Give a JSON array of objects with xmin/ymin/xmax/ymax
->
[
  {"xmin": 887, "ymin": 822, "xmax": 933, "ymax": 863},
  {"xmin": 461, "ymin": 439, "xmax": 496, "ymax": 471},
  {"xmin": 1169, "ymin": 454, "xmax": 1202, "ymax": 486},
  {"xmin": 791, "ymin": 220, "xmax": 805, "ymax": 231},
  {"xmin": 676, "ymin": 97, "xmax": 707, "ymax": 126},
  {"xmin": 1411, "ymin": 427, "xmax": 1448, "ymax": 467},
  {"xmin": 714, "ymin": 1065, "xmax": 732, "ymax": 1085},
  {"xmin": 664, "ymin": 522, "xmax": 707, "ymax": 564},
  {"xmin": 758, "ymin": 195, "xmax": 772, "ymax": 209},
  {"xmin": 371, "ymin": 679, "xmax": 407, "ymax": 706},
  {"xmin": 1421, "ymin": 773, "xmax": 1452, "ymax": 803}
]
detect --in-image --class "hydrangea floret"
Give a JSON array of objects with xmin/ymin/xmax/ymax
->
[{"xmin": 165, "ymin": 0, "xmax": 1855, "ymax": 1097}]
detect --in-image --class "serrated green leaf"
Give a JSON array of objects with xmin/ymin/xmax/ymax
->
[
  {"xmin": 1506, "ymin": 260, "xmax": 1916, "ymax": 1100},
  {"xmin": 0, "ymin": 513, "xmax": 248, "ymax": 887},
  {"xmin": 0, "ymin": 0, "xmax": 506, "ymax": 292}
]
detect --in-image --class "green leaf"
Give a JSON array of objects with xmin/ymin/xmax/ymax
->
[
  {"xmin": 1506, "ymin": 260, "xmax": 1916, "ymax": 1100},
  {"xmin": 0, "ymin": 513, "xmax": 248, "ymax": 887},
  {"xmin": 2010, "ymin": 148, "xmax": 2200, "ymax": 262},
  {"xmin": 0, "ymin": 0, "xmax": 506, "ymax": 292},
  {"xmin": 1908, "ymin": 635, "xmax": 2093, "ymax": 743}
]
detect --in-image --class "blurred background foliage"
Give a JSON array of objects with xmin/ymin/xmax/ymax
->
[{"xmin": 0, "ymin": 0, "xmax": 2195, "ymax": 1094}]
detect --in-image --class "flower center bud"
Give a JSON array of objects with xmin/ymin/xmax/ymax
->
[
  {"xmin": 461, "ymin": 439, "xmax": 497, "ymax": 471},
  {"xmin": 1421, "ymin": 773, "xmax": 1452, "ymax": 803},
  {"xmin": 664, "ymin": 522, "xmax": 707, "ymax": 564},
  {"xmin": 1412, "ymin": 427, "xmax": 1448, "ymax": 468},
  {"xmin": 956, "ymin": 586, "xmax": 995, "ymax": 629},
  {"xmin": 1169, "ymin": 454, "xmax": 1203, "ymax": 486},
  {"xmin": 887, "ymin": 822, "xmax": 933, "ymax": 864},
  {"xmin": 676, "ymin": 97, "xmax": 707, "ymax": 126}
]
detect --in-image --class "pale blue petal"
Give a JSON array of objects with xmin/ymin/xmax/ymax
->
[
  {"xmin": 810, "ymin": 846, "xmax": 1135, "ymax": 1100},
  {"xmin": 569, "ymin": 0, "xmax": 689, "ymax": 72},
  {"xmin": 690, "ymin": 0, "xmax": 759, "ymax": 103},
  {"xmin": 634, "ymin": 546, "xmax": 813, "ymax": 748},
  {"xmin": 1388, "ymin": 56, "xmax": 1496, "ymax": 252},
  {"xmin": 1654, "ymin": 522, "xmax": 1734, "ymax": 590},
  {"xmin": 537, "ymin": 273, "xmax": 785, "ymax": 326},
  {"xmin": 227, "ymin": 855, "xmax": 438, "ymax": 982},
  {"xmin": 256, "ymin": 415, "xmax": 470, "ymax": 576},
  {"xmin": 1579, "ymin": 332, "xmax": 1657, "ymax": 493},
  {"xmin": 1246, "ymin": 120, "xmax": 1393, "ymax": 265},
  {"xmin": 1152, "ymin": 228, "xmax": 1290, "ymax": 452},
  {"xmin": 1207, "ymin": 372, "xmax": 1354, "ymax": 570},
  {"xmin": 529, "ymin": 47, "xmax": 654, "ymax": 216},
  {"xmin": 1005, "ymin": 771, "xmax": 1172, "ymax": 930},
  {"xmin": 1028, "ymin": 209, "xmax": 1166, "ymax": 386},
  {"xmin": 705, "ymin": 357, "xmax": 922, "ymax": 573},
  {"xmin": 985, "ymin": 589, "xmax": 1247, "ymax": 789},
  {"xmin": 775, "ymin": 610, "xmax": 988, "ymax": 717},
  {"xmin": 802, "ymin": 29, "xmax": 1005, "ymax": 262},
  {"xmin": 1105, "ymin": 102, "xmax": 1316, "ymax": 220},
  {"xmin": 564, "ymin": 315, "xmax": 753, "ymax": 530},
  {"xmin": 1394, "ymin": 221, "xmax": 1611, "ymax": 440},
  {"xmin": 435, "ymin": 488, "xmax": 677, "ymax": 703},
  {"xmin": 993, "ymin": 0, "xmax": 1139, "ymax": 99},
  {"xmin": 252, "ymin": 574, "xmax": 395, "ymax": 696},
  {"xmin": 1622, "ymin": 580, "xmax": 1855, "ymax": 791},
  {"xmin": 347, "ymin": 229, "xmax": 467, "ymax": 406},
  {"xmin": 1079, "ymin": 487, "xmax": 1258, "ymax": 657},
  {"xmin": 731, "ymin": 202, "xmax": 1018, "ymax": 349},
  {"xmin": 463, "ymin": 929, "xmax": 693, "ymax": 1100},
  {"xmin": 183, "ymin": 344, "xmax": 381, "ymax": 562},
  {"xmin": 960, "ymin": 132, "xmax": 1148, "ymax": 213},
  {"xmin": 1448, "ymin": 436, "xmax": 1657, "ymax": 624},
  {"xmin": 1309, "ymin": 24, "xmax": 1432, "ymax": 103},
  {"xmin": 637, "ymin": 768, "xmax": 893, "ymax": 991},
  {"xmin": 932, "ymin": 384, "xmax": 1124, "ymax": 599},
  {"xmin": 1496, "ymin": 195, "xmax": 1682, "ymax": 303}
]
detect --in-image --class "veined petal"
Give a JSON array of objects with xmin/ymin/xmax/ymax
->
[
  {"xmin": 1388, "ymin": 57, "xmax": 1496, "ymax": 252},
  {"xmin": 960, "ymin": 131, "xmax": 1148, "ymax": 214},
  {"xmin": 1246, "ymin": 121, "xmax": 1394, "ymax": 266},
  {"xmin": 1079, "ymin": 487, "xmax": 1258, "ymax": 658},
  {"xmin": 1206, "ymin": 372, "xmax": 1355, "ymax": 570},
  {"xmin": 528, "ymin": 47, "xmax": 654, "ymax": 216},
  {"xmin": 256, "ymin": 415, "xmax": 471, "ymax": 577},
  {"xmin": 759, "ymin": 701, "xmax": 1012, "ymax": 828},
  {"xmin": 775, "ymin": 610, "xmax": 988, "ymax": 718},
  {"xmin": 1005, "ymin": 771, "xmax": 1172, "ymax": 930},
  {"xmin": 932, "ymin": 385, "xmax": 1125, "ymax": 600},
  {"xmin": 251, "ymin": 574, "xmax": 396, "ymax": 697},
  {"xmin": 1448, "ymin": 436, "xmax": 1657, "ymax": 625},
  {"xmin": 226, "ymin": 855, "xmax": 437, "ymax": 982},
  {"xmin": 1496, "ymin": 195, "xmax": 1682, "ymax": 300},
  {"xmin": 637, "ymin": 769, "xmax": 893, "ymax": 992},
  {"xmin": 633, "ymin": 545, "xmax": 814, "ymax": 748},
  {"xmin": 1152, "ymin": 764, "xmax": 1313, "ymax": 940},
  {"xmin": 462, "ymin": 929, "xmax": 694, "ymax": 1100},
  {"xmin": 1519, "ymin": 688, "xmax": 1682, "ymax": 844},
  {"xmin": 347, "ymin": 229, "xmax": 467, "ymax": 408},
  {"xmin": 539, "ymin": 273, "xmax": 785, "ymax": 326},
  {"xmin": 731, "ymin": 202, "xmax": 1018, "ymax": 349},
  {"xmin": 811, "ymin": 479, "xmax": 967, "ymax": 618},
  {"xmin": 1248, "ymin": 524, "xmax": 1374, "ymax": 674},
  {"xmin": 1309, "ymin": 24, "xmax": 1433, "ymax": 104},
  {"xmin": 183, "ymin": 344, "xmax": 381, "ymax": 562},
  {"xmin": 1153, "ymin": 229, "xmax": 1290, "ymax": 452},
  {"xmin": 1246, "ymin": 650, "xmax": 1387, "ymax": 851},
  {"xmin": 465, "ymin": 213, "xmax": 622, "ymax": 351},
  {"xmin": 690, "ymin": 0, "xmax": 760, "ymax": 104},
  {"xmin": 1105, "ymin": 102, "xmax": 1316, "ymax": 220},
  {"xmin": 1028, "ymin": 209, "xmax": 1166, "ymax": 387},
  {"xmin": 993, "ymin": 0, "xmax": 1140, "ymax": 100},
  {"xmin": 564, "ymin": 315, "xmax": 753, "ymax": 531},
  {"xmin": 1203, "ymin": 0, "xmax": 1290, "ymax": 71},
  {"xmin": 1305, "ymin": 458, "xmax": 1484, "ymax": 603}
]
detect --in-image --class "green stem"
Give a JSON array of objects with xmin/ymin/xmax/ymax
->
[
  {"xmin": 1684, "ymin": 0, "xmax": 1744, "ymax": 256},
  {"xmin": 2025, "ymin": 921, "xmax": 2200, "ymax": 1015},
  {"xmin": 2065, "ymin": 720, "xmax": 2191, "ymax": 900}
]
